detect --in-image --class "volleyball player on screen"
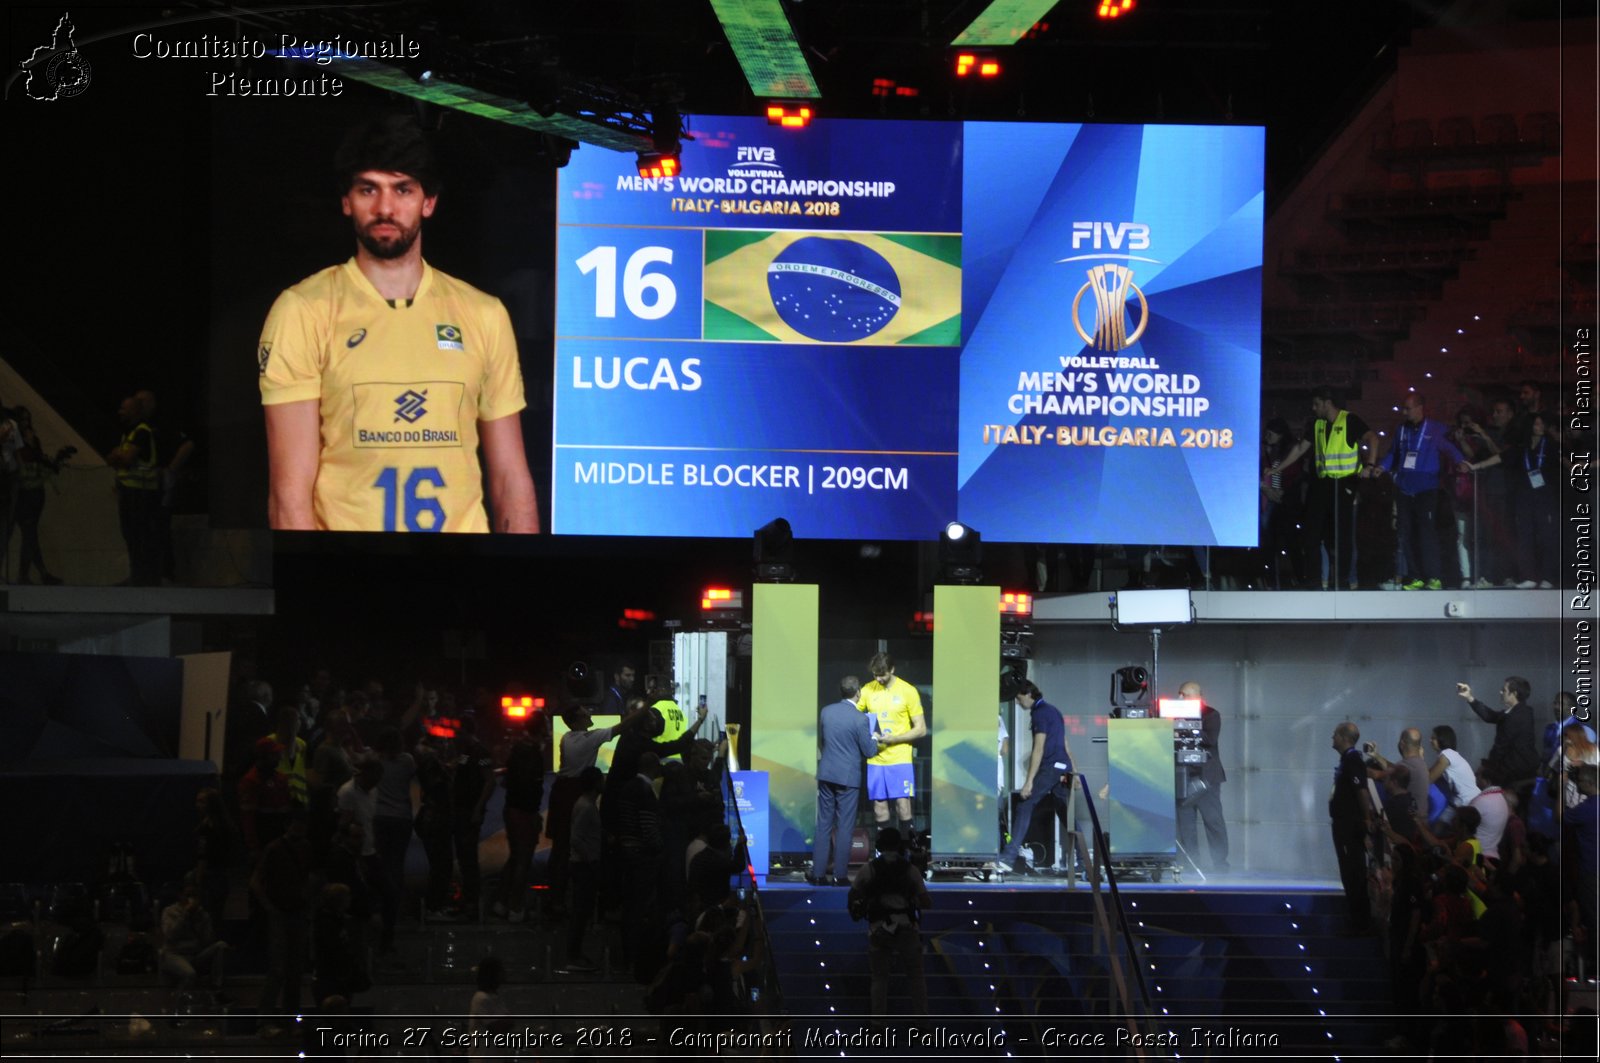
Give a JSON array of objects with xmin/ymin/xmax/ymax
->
[
  {"xmin": 258, "ymin": 115, "xmax": 539, "ymax": 533},
  {"xmin": 858, "ymin": 652, "xmax": 927, "ymax": 841}
]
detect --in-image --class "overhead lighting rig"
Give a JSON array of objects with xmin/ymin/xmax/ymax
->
[
  {"xmin": 952, "ymin": 1, "xmax": 1060, "ymax": 45},
  {"xmin": 954, "ymin": 52, "xmax": 1003, "ymax": 78},
  {"xmin": 636, "ymin": 151, "xmax": 680, "ymax": 178},
  {"xmin": 765, "ymin": 103, "xmax": 814, "ymax": 128},
  {"xmin": 708, "ymin": 0, "xmax": 820, "ymax": 100},
  {"xmin": 637, "ymin": 101, "xmax": 685, "ymax": 178}
]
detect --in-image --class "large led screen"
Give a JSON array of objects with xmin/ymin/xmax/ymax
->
[{"xmin": 554, "ymin": 117, "xmax": 1263, "ymax": 544}]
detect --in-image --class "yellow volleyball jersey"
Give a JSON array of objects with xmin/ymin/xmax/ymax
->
[
  {"xmin": 858, "ymin": 676, "xmax": 923, "ymax": 766},
  {"xmin": 258, "ymin": 259, "xmax": 526, "ymax": 532}
]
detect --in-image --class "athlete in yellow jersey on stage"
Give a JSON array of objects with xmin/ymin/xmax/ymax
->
[
  {"xmin": 259, "ymin": 115, "xmax": 539, "ymax": 534},
  {"xmin": 857, "ymin": 651, "xmax": 927, "ymax": 840}
]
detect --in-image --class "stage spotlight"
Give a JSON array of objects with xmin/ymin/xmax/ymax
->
[
  {"xmin": 500, "ymin": 694, "xmax": 545, "ymax": 721},
  {"xmin": 701, "ymin": 586, "xmax": 746, "ymax": 612},
  {"xmin": 766, "ymin": 103, "xmax": 813, "ymax": 128},
  {"xmin": 564, "ymin": 661, "xmax": 594, "ymax": 699},
  {"xmin": 753, "ymin": 517, "xmax": 796, "ymax": 582},
  {"xmin": 999, "ymin": 591, "xmax": 1033, "ymax": 618},
  {"xmin": 937, "ymin": 522, "xmax": 983, "ymax": 584},
  {"xmin": 1098, "ymin": 0, "xmax": 1136, "ymax": 19},
  {"xmin": 954, "ymin": 52, "xmax": 1002, "ymax": 78},
  {"xmin": 1110, "ymin": 665, "xmax": 1150, "ymax": 717},
  {"xmin": 700, "ymin": 586, "xmax": 746, "ymax": 630},
  {"xmin": 617, "ymin": 608, "xmax": 657, "ymax": 630},
  {"xmin": 636, "ymin": 150, "xmax": 680, "ymax": 178}
]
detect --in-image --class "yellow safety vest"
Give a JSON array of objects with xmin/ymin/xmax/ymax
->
[
  {"xmin": 650, "ymin": 698, "xmax": 690, "ymax": 758},
  {"xmin": 114, "ymin": 421, "xmax": 160, "ymax": 490},
  {"xmin": 276, "ymin": 738, "xmax": 310, "ymax": 808},
  {"xmin": 1314, "ymin": 410, "xmax": 1360, "ymax": 479}
]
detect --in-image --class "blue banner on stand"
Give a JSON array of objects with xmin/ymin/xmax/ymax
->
[{"xmin": 731, "ymin": 770, "xmax": 771, "ymax": 884}]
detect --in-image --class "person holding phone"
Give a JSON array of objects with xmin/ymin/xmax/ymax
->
[{"xmin": 1457, "ymin": 678, "xmax": 1539, "ymax": 789}]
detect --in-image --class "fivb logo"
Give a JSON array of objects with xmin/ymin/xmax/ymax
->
[
  {"xmin": 1061, "ymin": 220, "xmax": 1158, "ymax": 351},
  {"xmin": 1071, "ymin": 221, "xmax": 1150, "ymax": 252},
  {"xmin": 728, "ymin": 145, "xmax": 783, "ymax": 178}
]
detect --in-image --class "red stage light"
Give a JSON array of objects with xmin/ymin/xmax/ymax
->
[
  {"xmin": 956, "ymin": 52, "xmax": 1000, "ymax": 78},
  {"xmin": 766, "ymin": 104, "xmax": 813, "ymax": 128},
  {"xmin": 999, "ymin": 591, "xmax": 1034, "ymax": 617},
  {"xmin": 636, "ymin": 151, "xmax": 680, "ymax": 178},
  {"xmin": 701, "ymin": 587, "xmax": 744, "ymax": 611},
  {"xmin": 1098, "ymin": 1, "xmax": 1136, "ymax": 19},
  {"xmin": 500, "ymin": 695, "xmax": 545, "ymax": 720}
]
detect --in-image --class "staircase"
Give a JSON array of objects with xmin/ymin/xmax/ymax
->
[{"xmin": 760, "ymin": 883, "xmax": 1392, "ymax": 1052}]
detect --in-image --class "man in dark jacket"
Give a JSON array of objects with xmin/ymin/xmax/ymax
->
[
  {"xmin": 995, "ymin": 680, "xmax": 1079, "ymax": 875},
  {"xmin": 1457, "ymin": 677, "xmax": 1540, "ymax": 788},
  {"xmin": 1329, "ymin": 722, "xmax": 1374, "ymax": 934}
]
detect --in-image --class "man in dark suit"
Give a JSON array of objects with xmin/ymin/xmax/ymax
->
[
  {"xmin": 1175, "ymin": 680, "xmax": 1230, "ymax": 873},
  {"xmin": 1329, "ymin": 721, "xmax": 1374, "ymax": 933},
  {"xmin": 812, "ymin": 676, "xmax": 878, "ymax": 885}
]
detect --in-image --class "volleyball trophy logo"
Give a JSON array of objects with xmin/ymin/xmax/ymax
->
[{"xmin": 1071, "ymin": 264, "xmax": 1149, "ymax": 351}]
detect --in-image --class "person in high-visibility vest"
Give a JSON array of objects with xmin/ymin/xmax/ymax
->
[
  {"xmin": 1270, "ymin": 387, "xmax": 1377, "ymax": 590},
  {"xmin": 106, "ymin": 395, "xmax": 162, "ymax": 585}
]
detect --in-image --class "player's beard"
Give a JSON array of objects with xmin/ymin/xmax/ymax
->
[{"xmin": 355, "ymin": 217, "xmax": 421, "ymax": 260}]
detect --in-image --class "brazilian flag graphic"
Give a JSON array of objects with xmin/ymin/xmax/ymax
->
[{"xmin": 704, "ymin": 230, "xmax": 961, "ymax": 346}]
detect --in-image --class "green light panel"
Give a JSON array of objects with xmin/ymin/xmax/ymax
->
[
  {"xmin": 1106, "ymin": 718, "xmax": 1177, "ymax": 855},
  {"xmin": 327, "ymin": 59, "xmax": 652, "ymax": 153},
  {"xmin": 931, "ymin": 584, "xmax": 1000, "ymax": 854},
  {"xmin": 749, "ymin": 583, "xmax": 821, "ymax": 855},
  {"xmin": 708, "ymin": 0, "xmax": 820, "ymax": 99},
  {"xmin": 951, "ymin": 0, "xmax": 1058, "ymax": 45}
]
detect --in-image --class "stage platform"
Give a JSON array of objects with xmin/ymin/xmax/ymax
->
[{"xmin": 757, "ymin": 877, "xmax": 1391, "ymax": 1053}]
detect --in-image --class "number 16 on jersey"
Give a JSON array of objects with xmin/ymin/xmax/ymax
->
[{"xmin": 556, "ymin": 227, "xmax": 703, "ymax": 339}]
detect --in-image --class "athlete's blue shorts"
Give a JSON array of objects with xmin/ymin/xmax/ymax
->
[{"xmin": 866, "ymin": 762, "xmax": 915, "ymax": 800}]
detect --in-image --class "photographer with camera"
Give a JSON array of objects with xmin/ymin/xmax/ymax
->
[
  {"xmin": 1364, "ymin": 728, "xmax": 1431, "ymax": 820},
  {"xmin": 847, "ymin": 826, "xmax": 930, "ymax": 1016}
]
